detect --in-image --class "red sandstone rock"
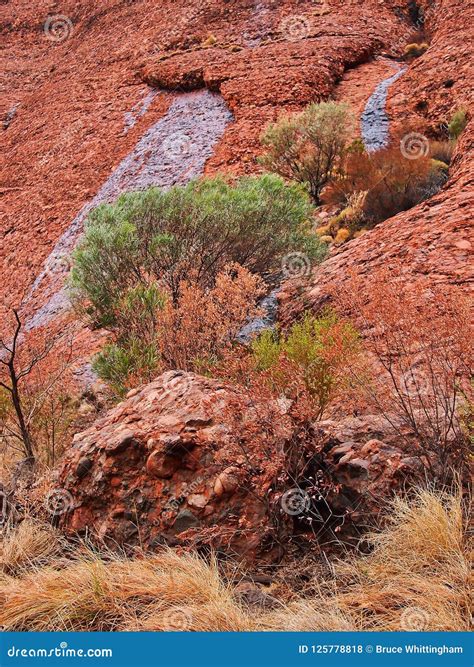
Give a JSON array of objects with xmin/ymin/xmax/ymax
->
[
  {"xmin": 58, "ymin": 371, "xmax": 297, "ymax": 560},
  {"xmin": 1, "ymin": 0, "xmax": 412, "ymax": 326},
  {"xmin": 57, "ymin": 371, "xmax": 427, "ymax": 557},
  {"xmin": 2, "ymin": 0, "xmax": 472, "ymax": 558}
]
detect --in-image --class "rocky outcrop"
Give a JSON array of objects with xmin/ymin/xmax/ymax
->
[
  {"xmin": 279, "ymin": 0, "xmax": 473, "ymax": 324},
  {"xmin": 313, "ymin": 416, "xmax": 427, "ymax": 533},
  {"xmin": 58, "ymin": 371, "xmax": 297, "ymax": 560},
  {"xmin": 57, "ymin": 372, "xmax": 426, "ymax": 557}
]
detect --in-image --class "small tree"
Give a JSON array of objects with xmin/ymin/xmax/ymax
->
[
  {"xmin": 0, "ymin": 309, "xmax": 72, "ymax": 464},
  {"xmin": 259, "ymin": 101, "xmax": 354, "ymax": 204}
]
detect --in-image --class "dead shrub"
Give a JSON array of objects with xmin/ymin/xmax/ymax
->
[
  {"xmin": 335, "ymin": 267, "xmax": 473, "ymax": 482},
  {"xmin": 94, "ymin": 264, "xmax": 264, "ymax": 396},
  {"xmin": 324, "ymin": 143, "xmax": 437, "ymax": 227}
]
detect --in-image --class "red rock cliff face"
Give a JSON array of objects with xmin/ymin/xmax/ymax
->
[
  {"xmin": 279, "ymin": 0, "xmax": 473, "ymax": 320},
  {"xmin": 2, "ymin": 0, "xmax": 422, "ymax": 326},
  {"xmin": 5, "ymin": 0, "xmax": 471, "ymax": 557}
]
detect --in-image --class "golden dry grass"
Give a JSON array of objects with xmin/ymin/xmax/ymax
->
[
  {"xmin": 0, "ymin": 489, "xmax": 471, "ymax": 631},
  {"xmin": 333, "ymin": 489, "xmax": 472, "ymax": 631},
  {"xmin": 0, "ymin": 519, "xmax": 67, "ymax": 576}
]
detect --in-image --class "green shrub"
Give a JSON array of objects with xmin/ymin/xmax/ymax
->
[
  {"xmin": 251, "ymin": 311, "xmax": 360, "ymax": 419},
  {"xmin": 251, "ymin": 329, "xmax": 281, "ymax": 371},
  {"xmin": 93, "ymin": 340, "xmax": 160, "ymax": 398},
  {"xmin": 448, "ymin": 109, "xmax": 467, "ymax": 140},
  {"xmin": 259, "ymin": 101, "xmax": 354, "ymax": 204},
  {"xmin": 70, "ymin": 174, "xmax": 325, "ymax": 328},
  {"xmin": 346, "ymin": 137, "xmax": 366, "ymax": 154}
]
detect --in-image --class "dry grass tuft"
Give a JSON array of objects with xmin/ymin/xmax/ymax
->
[
  {"xmin": 256, "ymin": 600, "xmax": 356, "ymax": 631},
  {"xmin": 0, "ymin": 489, "xmax": 470, "ymax": 631},
  {"xmin": 0, "ymin": 519, "xmax": 67, "ymax": 576},
  {"xmin": 0, "ymin": 546, "xmax": 254, "ymax": 631},
  {"xmin": 333, "ymin": 489, "xmax": 472, "ymax": 631}
]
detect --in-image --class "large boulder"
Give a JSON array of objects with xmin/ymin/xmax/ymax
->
[
  {"xmin": 57, "ymin": 372, "xmax": 426, "ymax": 559},
  {"xmin": 58, "ymin": 371, "xmax": 298, "ymax": 561}
]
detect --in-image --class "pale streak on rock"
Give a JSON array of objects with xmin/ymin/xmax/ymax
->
[
  {"xmin": 361, "ymin": 62, "xmax": 406, "ymax": 152},
  {"xmin": 25, "ymin": 90, "xmax": 232, "ymax": 331}
]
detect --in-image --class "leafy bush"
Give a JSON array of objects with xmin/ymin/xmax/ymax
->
[
  {"xmin": 93, "ymin": 265, "xmax": 264, "ymax": 396},
  {"xmin": 448, "ymin": 109, "xmax": 467, "ymax": 140},
  {"xmin": 325, "ymin": 143, "xmax": 438, "ymax": 227},
  {"xmin": 251, "ymin": 311, "xmax": 360, "ymax": 419},
  {"xmin": 93, "ymin": 340, "xmax": 160, "ymax": 398},
  {"xmin": 259, "ymin": 102, "xmax": 354, "ymax": 204},
  {"xmin": 70, "ymin": 175, "xmax": 325, "ymax": 328}
]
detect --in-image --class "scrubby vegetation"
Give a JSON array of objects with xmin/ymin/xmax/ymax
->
[
  {"xmin": 448, "ymin": 108, "xmax": 468, "ymax": 140},
  {"xmin": 0, "ymin": 489, "xmax": 470, "ymax": 631},
  {"xmin": 0, "ymin": 311, "xmax": 78, "ymax": 468},
  {"xmin": 323, "ymin": 139, "xmax": 450, "ymax": 239},
  {"xmin": 403, "ymin": 42, "xmax": 429, "ymax": 59},
  {"xmin": 70, "ymin": 175, "xmax": 326, "ymax": 395},
  {"xmin": 94, "ymin": 265, "xmax": 264, "ymax": 396},
  {"xmin": 259, "ymin": 102, "xmax": 456, "ymax": 244},
  {"xmin": 71, "ymin": 174, "xmax": 322, "ymax": 325},
  {"xmin": 250, "ymin": 311, "xmax": 360, "ymax": 420},
  {"xmin": 259, "ymin": 102, "xmax": 354, "ymax": 204},
  {"xmin": 335, "ymin": 269, "xmax": 473, "ymax": 480}
]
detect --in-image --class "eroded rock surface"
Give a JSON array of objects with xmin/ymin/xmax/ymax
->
[
  {"xmin": 279, "ymin": 0, "xmax": 473, "ymax": 324},
  {"xmin": 1, "ymin": 0, "xmax": 412, "ymax": 324},
  {"xmin": 58, "ymin": 371, "xmax": 297, "ymax": 560},
  {"xmin": 58, "ymin": 372, "xmax": 425, "ymax": 557}
]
